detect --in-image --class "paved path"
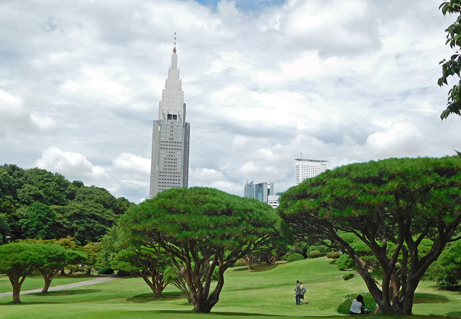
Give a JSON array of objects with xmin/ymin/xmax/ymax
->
[{"xmin": 0, "ymin": 277, "xmax": 119, "ymax": 297}]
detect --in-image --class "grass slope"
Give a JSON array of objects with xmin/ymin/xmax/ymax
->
[
  {"xmin": 0, "ymin": 274, "xmax": 99, "ymax": 293},
  {"xmin": 0, "ymin": 257, "xmax": 460, "ymax": 319}
]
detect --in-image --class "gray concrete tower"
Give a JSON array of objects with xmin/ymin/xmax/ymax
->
[{"xmin": 149, "ymin": 39, "xmax": 190, "ymax": 198}]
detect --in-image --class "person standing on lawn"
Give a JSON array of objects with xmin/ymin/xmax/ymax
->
[
  {"xmin": 299, "ymin": 282, "xmax": 308, "ymax": 304},
  {"xmin": 294, "ymin": 280, "xmax": 302, "ymax": 305}
]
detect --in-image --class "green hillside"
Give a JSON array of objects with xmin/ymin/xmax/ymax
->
[{"xmin": 1, "ymin": 257, "xmax": 460, "ymax": 319}]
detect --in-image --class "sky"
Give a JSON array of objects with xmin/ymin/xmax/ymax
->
[{"xmin": 1, "ymin": 0, "xmax": 461, "ymax": 203}]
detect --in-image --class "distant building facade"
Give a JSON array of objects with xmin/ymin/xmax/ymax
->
[
  {"xmin": 294, "ymin": 159, "xmax": 328, "ymax": 185},
  {"xmin": 244, "ymin": 181, "xmax": 274, "ymax": 204},
  {"xmin": 268, "ymin": 194, "xmax": 280, "ymax": 209},
  {"xmin": 149, "ymin": 44, "xmax": 190, "ymax": 198}
]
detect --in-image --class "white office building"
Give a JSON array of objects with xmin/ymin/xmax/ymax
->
[
  {"xmin": 294, "ymin": 159, "xmax": 328, "ymax": 185},
  {"xmin": 268, "ymin": 195, "xmax": 280, "ymax": 209},
  {"xmin": 149, "ymin": 42, "xmax": 190, "ymax": 198}
]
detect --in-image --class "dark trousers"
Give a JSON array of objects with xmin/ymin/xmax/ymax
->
[{"xmin": 295, "ymin": 294, "xmax": 302, "ymax": 304}]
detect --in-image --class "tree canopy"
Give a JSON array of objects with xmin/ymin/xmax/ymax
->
[
  {"xmin": 0, "ymin": 243, "xmax": 48, "ymax": 303},
  {"xmin": 0, "ymin": 164, "xmax": 132, "ymax": 244},
  {"xmin": 119, "ymin": 187, "xmax": 280, "ymax": 313},
  {"xmin": 278, "ymin": 157, "xmax": 461, "ymax": 315}
]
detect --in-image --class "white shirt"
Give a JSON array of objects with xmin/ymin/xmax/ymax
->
[{"xmin": 350, "ymin": 299, "xmax": 363, "ymax": 314}]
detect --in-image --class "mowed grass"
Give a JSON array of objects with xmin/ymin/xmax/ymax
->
[
  {"xmin": 0, "ymin": 257, "xmax": 460, "ymax": 319},
  {"xmin": 0, "ymin": 274, "xmax": 98, "ymax": 293}
]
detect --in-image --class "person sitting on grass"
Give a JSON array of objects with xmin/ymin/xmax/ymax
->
[{"xmin": 349, "ymin": 295, "xmax": 373, "ymax": 315}]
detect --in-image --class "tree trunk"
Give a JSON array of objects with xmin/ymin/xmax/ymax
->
[
  {"xmin": 191, "ymin": 262, "xmax": 225, "ymax": 313},
  {"xmin": 140, "ymin": 272, "xmax": 163, "ymax": 297},
  {"xmin": 12, "ymin": 282, "xmax": 21, "ymax": 304},
  {"xmin": 60, "ymin": 268, "xmax": 66, "ymax": 276},
  {"xmin": 42, "ymin": 278, "xmax": 51, "ymax": 293},
  {"xmin": 85, "ymin": 268, "xmax": 92, "ymax": 276}
]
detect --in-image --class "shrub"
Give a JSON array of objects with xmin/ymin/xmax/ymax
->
[
  {"xmin": 327, "ymin": 251, "xmax": 341, "ymax": 259},
  {"xmin": 287, "ymin": 253, "xmax": 304, "ymax": 262},
  {"xmin": 308, "ymin": 245, "xmax": 329, "ymax": 255},
  {"xmin": 98, "ymin": 267, "xmax": 114, "ymax": 274},
  {"xmin": 117, "ymin": 270, "xmax": 130, "ymax": 277},
  {"xmin": 233, "ymin": 259, "xmax": 246, "ymax": 267},
  {"xmin": 336, "ymin": 254, "xmax": 354, "ymax": 270},
  {"xmin": 308, "ymin": 250, "xmax": 321, "ymax": 259},
  {"xmin": 343, "ymin": 273, "xmax": 355, "ymax": 281},
  {"xmin": 336, "ymin": 293, "xmax": 376, "ymax": 314}
]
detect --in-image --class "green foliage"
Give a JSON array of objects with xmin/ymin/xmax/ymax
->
[
  {"xmin": 0, "ymin": 243, "xmax": 49, "ymax": 302},
  {"xmin": 0, "ymin": 164, "xmax": 133, "ymax": 244},
  {"xmin": 82, "ymin": 242, "xmax": 101, "ymax": 273},
  {"xmin": 17, "ymin": 202, "xmax": 58, "ymax": 239},
  {"xmin": 66, "ymin": 250, "xmax": 88, "ymax": 265},
  {"xmin": 287, "ymin": 253, "xmax": 304, "ymax": 262},
  {"xmin": 279, "ymin": 157, "xmax": 461, "ymax": 315},
  {"xmin": 285, "ymin": 241, "xmax": 309, "ymax": 258},
  {"xmin": 336, "ymin": 293, "xmax": 376, "ymax": 314},
  {"xmin": 430, "ymin": 240, "xmax": 461, "ymax": 290},
  {"xmin": 0, "ymin": 243, "xmax": 46, "ymax": 273},
  {"xmin": 439, "ymin": 0, "xmax": 461, "ymax": 119},
  {"xmin": 98, "ymin": 267, "xmax": 114, "ymax": 274},
  {"xmin": 308, "ymin": 245, "xmax": 329, "ymax": 255},
  {"xmin": 98, "ymin": 224, "xmax": 124, "ymax": 267},
  {"xmin": 343, "ymin": 273, "xmax": 355, "ymax": 281},
  {"xmin": 336, "ymin": 254, "xmax": 354, "ymax": 270},
  {"xmin": 120, "ymin": 187, "xmax": 280, "ymax": 313},
  {"xmin": 308, "ymin": 250, "xmax": 322, "ymax": 259}
]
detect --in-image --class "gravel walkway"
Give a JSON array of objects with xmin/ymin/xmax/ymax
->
[{"xmin": 0, "ymin": 277, "xmax": 119, "ymax": 297}]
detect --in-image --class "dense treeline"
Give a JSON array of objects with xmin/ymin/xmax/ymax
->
[{"xmin": 0, "ymin": 164, "xmax": 132, "ymax": 244}]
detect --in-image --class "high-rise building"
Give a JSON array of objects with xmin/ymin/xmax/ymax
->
[
  {"xmin": 294, "ymin": 159, "xmax": 328, "ymax": 185},
  {"xmin": 244, "ymin": 181, "xmax": 274, "ymax": 204},
  {"xmin": 149, "ymin": 41, "xmax": 190, "ymax": 198},
  {"xmin": 244, "ymin": 181, "xmax": 255, "ymax": 199}
]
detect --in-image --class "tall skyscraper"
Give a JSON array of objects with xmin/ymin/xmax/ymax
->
[
  {"xmin": 294, "ymin": 159, "xmax": 328, "ymax": 185},
  {"xmin": 149, "ymin": 38, "xmax": 190, "ymax": 198}
]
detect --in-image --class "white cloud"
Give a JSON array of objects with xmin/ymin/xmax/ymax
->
[
  {"xmin": 190, "ymin": 168, "xmax": 225, "ymax": 183},
  {"xmin": 366, "ymin": 121, "xmax": 424, "ymax": 158},
  {"xmin": 35, "ymin": 146, "xmax": 107, "ymax": 181},
  {"xmin": 0, "ymin": 89, "xmax": 57, "ymax": 138},
  {"xmin": 283, "ymin": 0, "xmax": 381, "ymax": 55},
  {"xmin": 1, "ymin": 0, "xmax": 461, "ymax": 203}
]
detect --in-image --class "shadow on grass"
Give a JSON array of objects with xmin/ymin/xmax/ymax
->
[
  {"xmin": 446, "ymin": 311, "xmax": 461, "ymax": 317},
  {"xmin": 126, "ymin": 291, "xmax": 185, "ymax": 303},
  {"xmin": 232, "ymin": 264, "xmax": 279, "ymax": 272},
  {"xmin": 154, "ymin": 310, "xmax": 285, "ymax": 317},
  {"xmin": 413, "ymin": 293, "xmax": 450, "ymax": 304},
  {"xmin": 31, "ymin": 289, "xmax": 101, "ymax": 297}
]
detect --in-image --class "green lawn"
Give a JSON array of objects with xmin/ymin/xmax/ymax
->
[
  {"xmin": 0, "ymin": 257, "xmax": 460, "ymax": 319},
  {"xmin": 0, "ymin": 274, "xmax": 98, "ymax": 293}
]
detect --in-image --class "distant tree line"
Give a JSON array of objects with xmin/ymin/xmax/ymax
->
[{"xmin": 0, "ymin": 164, "xmax": 132, "ymax": 244}]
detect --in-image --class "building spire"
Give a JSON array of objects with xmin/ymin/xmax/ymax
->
[{"xmin": 173, "ymin": 32, "xmax": 177, "ymax": 53}]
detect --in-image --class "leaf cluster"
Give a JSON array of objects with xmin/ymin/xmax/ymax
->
[{"xmin": 438, "ymin": 0, "xmax": 461, "ymax": 119}]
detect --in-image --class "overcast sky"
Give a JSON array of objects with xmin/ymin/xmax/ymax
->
[{"xmin": 1, "ymin": 0, "xmax": 461, "ymax": 203}]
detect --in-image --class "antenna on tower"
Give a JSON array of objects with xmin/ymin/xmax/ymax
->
[
  {"xmin": 300, "ymin": 152, "xmax": 303, "ymax": 159},
  {"xmin": 173, "ymin": 32, "xmax": 177, "ymax": 53}
]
